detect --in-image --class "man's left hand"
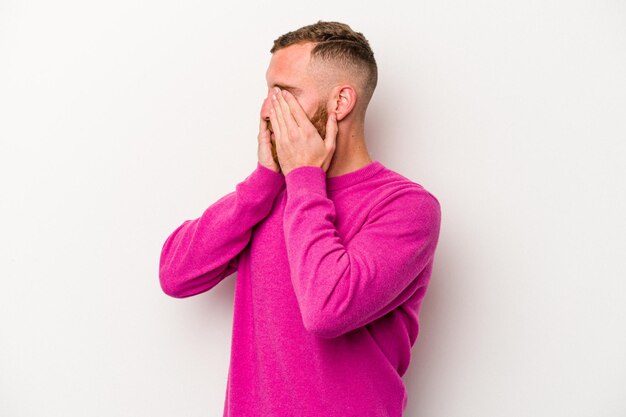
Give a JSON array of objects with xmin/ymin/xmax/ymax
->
[{"xmin": 268, "ymin": 88, "xmax": 338, "ymax": 176}]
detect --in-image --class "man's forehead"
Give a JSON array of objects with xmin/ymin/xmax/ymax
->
[{"xmin": 265, "ymin": 42, "xmax": 315, "ymax": 87}]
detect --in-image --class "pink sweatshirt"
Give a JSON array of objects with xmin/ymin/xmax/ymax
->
[{"xmin": 159, "ymin": 160, "xmax": 441, "ymax": 417}]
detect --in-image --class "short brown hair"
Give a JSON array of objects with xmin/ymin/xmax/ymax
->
[{"xmin": 271, "ymin": 21, "xmax": 378, "ymax": 111}]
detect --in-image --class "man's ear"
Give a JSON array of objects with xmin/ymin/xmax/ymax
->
[{"xmin": 328, "ymin": 85, "xmax": 357, "ymax": 121}]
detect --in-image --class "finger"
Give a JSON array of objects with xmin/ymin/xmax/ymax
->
[
  {"xmin": 268, "ymin": 107, "xmax": 280, "ymax": 138},
  {"xmin": 271, "ymin": 92, "xmax": 288, "ymax": 140},
  {"xmin": 276, "ymin": 90, "xmax": 301, "ymax": 132},
  {"xmin": 269, "ymin": 108, "xmax": 284, "ymax": 152},
  {"xmin": 325, "ymin": 112, "xmax": 338, "ymax": 152},
  {"xmin": 281, "ymin": 90, "xmax": 310, "ymax": 128}
]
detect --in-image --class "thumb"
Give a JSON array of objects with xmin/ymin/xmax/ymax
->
[
  {"xmin": 324, "ymin": 112, "xmax": 338, "ymax": 154},
  {"xmin": 322, "ymin": 112, "xmax": 338, "ymax": 172}
]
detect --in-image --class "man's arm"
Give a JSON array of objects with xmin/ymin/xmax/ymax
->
[
  {"xmin": 283, "ymin": 166, "xmax": 441, "ymax": 338},
  {"xmin": 159, "ymin": 162, "xmax": 284, "ymax": 298}
]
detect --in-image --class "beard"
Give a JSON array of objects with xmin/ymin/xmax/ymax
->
[{"xmin": 309, "ymin": 103, "xmax": 329, "ymax": 139}]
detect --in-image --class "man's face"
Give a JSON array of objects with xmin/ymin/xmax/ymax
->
[{"xmin": 261, "ymin": 42, "xmax": 329, "ymax": 141}]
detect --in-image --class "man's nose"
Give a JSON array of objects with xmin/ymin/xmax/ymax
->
[{"xmin": 260, "ymin": 96, "xmax": 272, "ymax": 121}]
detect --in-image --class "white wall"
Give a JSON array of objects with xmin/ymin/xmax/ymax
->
[{"xmin": 1, "ymin": 1, "xmax": 624, "ymax": 416}]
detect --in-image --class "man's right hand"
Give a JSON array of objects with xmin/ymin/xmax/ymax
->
[{"xmin": 257, "ymin": 116, "xmax": 282, "ymax": 174}]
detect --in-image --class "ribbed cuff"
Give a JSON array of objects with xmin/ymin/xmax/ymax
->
[
  {"xmin": 284, "ymin": 165, "xmax": 327, "ymax": 197},
  {"xmin": 235, "ymin": 162, "xmax": 285, "ymax": 206},
  {"xmin": 255, "ymin": 161, "xmax": 284, "ymax": 182}
]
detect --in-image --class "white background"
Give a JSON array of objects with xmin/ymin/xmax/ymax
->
[{"xmin": 1, "ymin": 1, "xmax": 625, "ymax": 416}]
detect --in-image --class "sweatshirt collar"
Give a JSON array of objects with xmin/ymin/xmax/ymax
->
[{"xmin": 326, "ymin": 160, "xmax": 384, "ymax": 191}]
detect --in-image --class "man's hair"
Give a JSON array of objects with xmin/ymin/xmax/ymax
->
[{"xmin": 270, "ymin": 21, "xmax": 378, "ymax": 113}]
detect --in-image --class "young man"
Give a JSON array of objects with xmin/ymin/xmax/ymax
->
[{"xmin": 159, "ymin": 21, "xmax": 442, "ymax": 417}]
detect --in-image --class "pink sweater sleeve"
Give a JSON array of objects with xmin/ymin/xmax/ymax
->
[
  {"xmin": 283, "ymin": 165, "xmax": 442, "ymax": 339},
  {"xmin": 159, "ymin": 162, "xmax": 285, "ymax": 298}
]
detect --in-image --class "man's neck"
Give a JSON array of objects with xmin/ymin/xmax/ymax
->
[{"xmin": 326, "ymin": 127, "xmax": 373, "ymax": 178}]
